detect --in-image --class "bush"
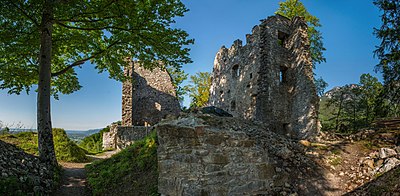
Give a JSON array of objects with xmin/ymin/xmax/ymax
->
[
  {"xmin": 86, "ymin": 131, "xmax": 158, "ymax": 195},
  {"xmin": 79, "ymin": 127, "xmax": 110, "ymax": 154}
]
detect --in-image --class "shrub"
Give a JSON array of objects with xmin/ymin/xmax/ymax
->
[
  {"xmin": 86, "ymin": 131, "xmax": 158, "ymax": 195},
  {"xmin": 79, "ymin": 127, "xmax": 110, "ymax": 154}
]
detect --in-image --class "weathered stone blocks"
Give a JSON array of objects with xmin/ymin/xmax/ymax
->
[
  {"xmin": 157, "ymin": 114, "xmax": 337, "ymax": 195},
  {"xmin": 209, "ymin": 14, "xmax": 318, "ymax": 140}
]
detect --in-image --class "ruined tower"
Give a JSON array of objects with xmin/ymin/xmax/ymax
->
[
  {"xmin": 122, "ymin": 61, "xmax": 181, "ymax": 126},
  {"xmin": 209, "ymin": 15, "xmax": 319, "ymax": 139}
]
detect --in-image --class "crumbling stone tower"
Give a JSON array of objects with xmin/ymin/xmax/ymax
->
[
  {"xmin": 122, "ymin": 61, "xmax": 180, "ymax": 126},
  {"xmin": 209, "ymin": 15, "xmax": 319, "ymax": 139}
]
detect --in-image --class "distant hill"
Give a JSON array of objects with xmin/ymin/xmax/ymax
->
[
  {"xmin": 65, "ymin": 128, "xmax": 102, "ymax": 136},
  {"xmin": 9, "ymin": 128, "xmax": 102, "ymax": 143}
]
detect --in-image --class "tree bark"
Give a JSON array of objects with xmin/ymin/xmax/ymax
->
[{"xmin": 37, "ymin": 0, "xmax": 57, "ymax": 167}]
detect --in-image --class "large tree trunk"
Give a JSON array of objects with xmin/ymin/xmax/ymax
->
[{"xmin": 37, "ymin": 0, "xmax": 57, "ymax": 167}]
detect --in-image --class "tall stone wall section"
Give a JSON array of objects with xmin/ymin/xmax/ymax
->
[
  {"xmin": 104, "ymin": 61, "xmax": 181, "ymax": 150},
  {"xmin": 209, "ymin": 15, "xmax": 318, "ymax": 139},
  {"xmin": 122, "ymin": 61, "xmax": 180, "ymax": 126}
]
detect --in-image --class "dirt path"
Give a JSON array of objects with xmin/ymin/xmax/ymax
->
[
  {"xmin": 53, "ymin": 150, "xmax": 118, "ymax": 196},
  {"xmin": 52, "ymin": 162, "xmax": 91, "ymax": 196}
]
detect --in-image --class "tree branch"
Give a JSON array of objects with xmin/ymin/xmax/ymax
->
[
  {"xmin": 56, "ymin": 21, "xmax": 148, "ymax": 32},
  {"xmin": 6, "ymin": 0, "xmax": 40, "ymax": 27},
  {"xmin": 51, "ymin": 40, "xmax": 120, "ymax": 77}
]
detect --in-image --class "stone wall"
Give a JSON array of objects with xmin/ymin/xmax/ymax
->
[
  {"xmin": 209, "ymin": 15, "xmax": 318, "ymax": 139},
  {"xmin": 122, "ymin": 61, "xmax": 181, "ymax": 126},
  {"xmin": 102, "ymin": 124, "xmax": 152, "ymax": 150},
  {"xmin": 157, "ymin": 115, "xmax": 336, "ymax": 195}
]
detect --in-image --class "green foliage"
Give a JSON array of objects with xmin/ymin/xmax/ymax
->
[
  {"xmin": 86, "ymin": 131, "xmax": 158, "ymax": 195},
  {"xmin": 79, "ymin": 127, "xmax": 110, "ymax": 154},
  {"xmin": 373, "ymin": 0, "xmax": 400, "ymax": 106},
  {"xmin": 275, "ymin": 0, "xmax": 326, "ymax": 65},
  {"xmin": 0, "ymin": 0, "xmax": 193, "ymax": 97},
  {"xmin": 0, "ymin": 129, "xmax": 89, "ymax": 162},
  {"xmin": 53, "ymin": 128, "xmax": 89, "ymax": 163},
  {"xmin": 166, "ymin": 66, "xmax": 189, "ymax": 106},
  {"xmin": 188, "ymin": 72, "xmax": 211, "ymax": 108},
  {"xmin": 0, "ymin": 132, "xmax": 39, "ymax": 155},
  {"xmin": 319, "ymin": 74, "xmax": 385, "ymax": 133},
  {"xmin": 315, "ymin": 77, "xmax": 328, "ymax": 97}
]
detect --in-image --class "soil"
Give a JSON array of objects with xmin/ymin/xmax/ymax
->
[
  {"xmin": 52, "ymin": 150, "xmax": 118, "ymax": 196},
  {"xmin": 307, "ymin": 129, "xmax": 400, "ymax": 194}
]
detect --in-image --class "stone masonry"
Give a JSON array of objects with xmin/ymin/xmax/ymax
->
[
  {"xmin": 122, "ymin": 61, "xmax": 180, "ymax": 126},
  {"xmin": 157, "ymin": 115, "xmax": 337, "ymax": 195},
  {"xmin": 102, "ymin": 123, "xmax": 153, "ymax": 150},
  {"xmin": 103, "ymin": 61, "xmax": 181, "ymax": 150},
  {"xmin": 209, "ymin": 15, "xmax": 318, "ymax": 139}
]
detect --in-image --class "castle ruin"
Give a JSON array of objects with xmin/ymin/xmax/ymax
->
[
  {"xmin": 122, "ymin": 61, "xmax": 181, "ymax": 126},
  {"xmin": 209, "ymin": 15, "xmax": 318, "ymax": 139},
  {"xmin": 103, "ymin": 61, "xmax": 180, "ymax": 149}
]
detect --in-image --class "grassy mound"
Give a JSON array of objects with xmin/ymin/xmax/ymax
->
[
  {"xmin": 79, "ymin": 127, "xmax": 110, "ymax": 154},
  {"xmin": 86, "ymin": 131, "xmax": 158, "ymax": 195},
  {"xmin": 53, "ymin": 128, "xmax": 89, "ymax": 162},
  {"xmin": 0, "ymin": 128, "xmax": 89, "ymax": 163}
]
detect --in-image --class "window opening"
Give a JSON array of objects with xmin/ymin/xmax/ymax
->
[
  {"xmin": 278, "ymin": 31, "xmax": 289, "ymax": 46},
  {"xmin": 230, "ymin": 100, "xmax": 236, "ymax": 111},
  {"xmin": 232, "ymin": 64, "xmax": 240, "ymax": 78},
  {"xmin": 279, "ymin": 66, "xmax": 288, "ymax": 84}
]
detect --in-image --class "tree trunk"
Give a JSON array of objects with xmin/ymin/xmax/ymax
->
[
  {"xmin": 335, "ymin": 93, "xmax": 344, "ymax": 131},
  {"xmin": 37, "ymin": 0, "xmax": 57, "ymax": 167}
]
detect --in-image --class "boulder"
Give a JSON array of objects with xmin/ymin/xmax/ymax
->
[
  {"xmin": 378, "ymin": 148, "xmax": 397, "ymax": 159},
  {"xmin": 378, "ymin": 157, "xmax": 400, "ymax": 173}
]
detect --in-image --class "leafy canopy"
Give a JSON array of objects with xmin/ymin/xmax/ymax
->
[
  {"xmin": 275, "ymin": 0, "xmax": 326, "ymax": 66},
  {"xmin": 373, "ymin": 0, "xmax": 400, "ymax": 105},
  {"xmin": 188, "ymin": 72, "xmax": 211, "ymax": 108},
  {"xmin": 0, "ymin": 0, "xmax": 193, "ymax": 98}
]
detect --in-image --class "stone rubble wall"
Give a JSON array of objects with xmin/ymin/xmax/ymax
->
[
  {"xmin": 102, "ymin": 124, "xmax": 152, "ymax": 150},
  {"xmin": 157, "ymin": 115, "xmax": 337, "ymax": 195}
]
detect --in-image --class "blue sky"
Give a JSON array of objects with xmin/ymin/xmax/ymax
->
[{"xmin": 0, "ymin": 0, "xmax": 382, "ymax": 130}]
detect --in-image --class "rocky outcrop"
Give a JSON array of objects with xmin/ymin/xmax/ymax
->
[
  {"xmin": 157, "ymin": 114, "xmax": 339, "ymax": 195},
  {"xmin": 0, "ymin": 140, "xmax": 56, "ymax": 194}
]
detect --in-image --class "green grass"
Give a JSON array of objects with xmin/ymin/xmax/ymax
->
[
  {"xmin": 79, "ymin": 127, "xmax": 109, "ymax": 154},
  {"xmin": 86, "ymin": 131, "xmax": 158, "ymax": 195},
  {"xmin": 0, "ymin": 129, "xmax": 89, "ymax": 163}
]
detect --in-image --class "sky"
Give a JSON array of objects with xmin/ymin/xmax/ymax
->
[{"xmin": 0, "ymin": 0, "xmax": 383, "ymax": 130}]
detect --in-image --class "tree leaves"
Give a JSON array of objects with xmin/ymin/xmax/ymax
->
[
  {"xmin": 373, "ymin": 0, "xmax": 400, "ymax": 105},
  {"xmin": 275, "ymin": 0, "xmax": 326, "ymax": 66},
  {"xmin": 188, "ymin": 72, "xmax": 211, "ymax": 108},
  {"xmin": 0, "ymin": 0, "xmax": 193, "ymax": 98}
]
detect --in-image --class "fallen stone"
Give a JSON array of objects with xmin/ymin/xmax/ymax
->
[
  {"xmin": 378, "ymin": 148, "xmax": 397, "ymax": 159},
  {"xmin": 299, "ymin": 140, "xmax": 311, "ymax": 147},
  {"xmin": 363, "ymin": 159, "xmax": 375, "ymax": 169},
  {"xmin": 378, "ymin": 157, "xmax": 400, "ymax": 173}
]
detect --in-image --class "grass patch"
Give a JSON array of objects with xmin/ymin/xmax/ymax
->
[
  {"xmin": 79, "ymin": 127, "xmax": 110, "ymax": 154},
  {"xmin": 0, "ymin": 129, "xmax": 89, "ymax": 162},
  {"xmin": 86, "ymin": 131, "xmax": 158, "ymax": 195},
  {"xmin": 327, "ymin": 154, "xmax": 342, "ymax": 166}
]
